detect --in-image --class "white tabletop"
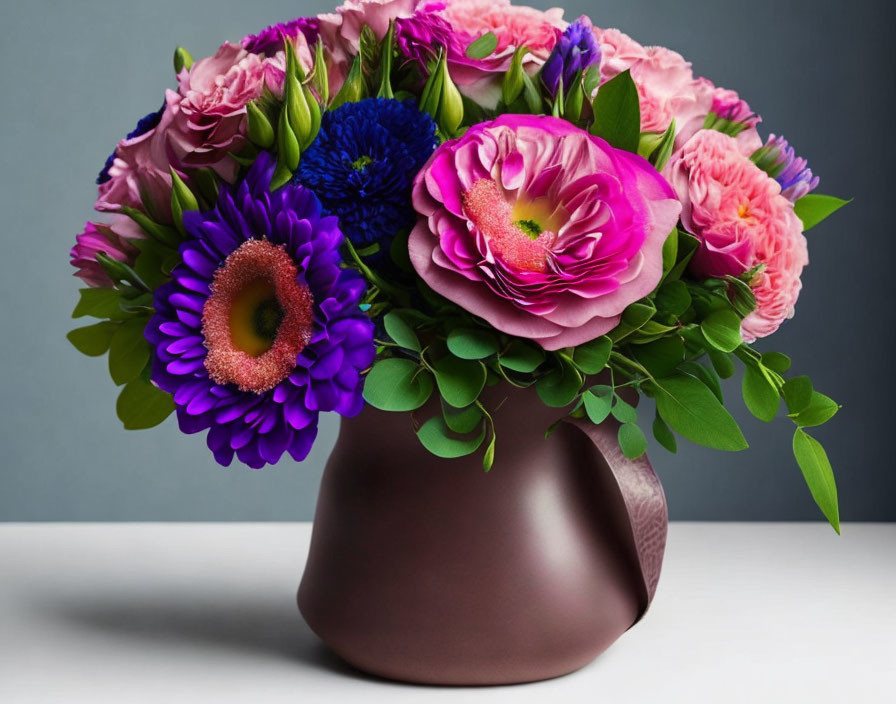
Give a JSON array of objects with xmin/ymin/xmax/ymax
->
[{"xmin": 1, "ymin": 523, "xmax": 893, "ymax": 703}]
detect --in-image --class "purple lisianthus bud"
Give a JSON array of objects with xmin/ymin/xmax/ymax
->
[
  {"xmin": 751, "ymin": 134, "xmax": 819, "ymax": 202},
  {"xmin": 540, "ymin": 15, "xmax": 601, "ymax": 98}
]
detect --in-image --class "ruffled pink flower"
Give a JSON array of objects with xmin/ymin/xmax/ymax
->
[
  {"xmin": 95, "ymin": 108, "xmax": 174, "ymax": 221},
  {"xmin": 595, "ymin": 28, "xmax": 713, "ymax": 137},
  {"xmin": 164, "ymin": 42, "xmax": 295, "ymax": 182},
  {"xmin": 667, "ymin": 130, "xmax": 808, "ymax": 341},
  {"xmin": 70, "ymin": 216, "xmax": 144, "ymax": 288},
  {"xmin": 410, "ymin": 114, "xmax": 681, "ymax": 350}
]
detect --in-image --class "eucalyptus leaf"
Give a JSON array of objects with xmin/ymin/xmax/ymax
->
[
  {"xmin": 116, "ymin": 378, "xmax": 175, "ymax": 430},
  {"xmin": 442, "ymin": 400, "xmax": 483, "ymax": 434},
  {"xmin": 416, "ymin": 415, "xmax": 486, "ymax": 458},
  {"xmin": 701, "ymin": 309, "xmax": 743, "ymax": 353},
  {"xmin": 742, "ymin": 364, "xmax": 780, "ymax": 422},
  {"xmin": 447, "ymin": 328, "xmax": 499, "ymax": 360},
  {"xmin": 792, "ymin": 429, "xmax": 840, "ymax": 533},
  {"xmin": 652, "ymin": 412, "xmax": 677, "ymax": 453},
  {"xmin": 383, "ymin": 311, "xmax": 420, "ymax": 351},
  {"xmin": 583, "ymin": 390, "xmax": 613, "ymax": 425},
  {"xmin": 789, "ymin": 391, "xmax": 839, "ymax": 428},
  {"xmin": 482, "ymin": 432, "xmax": 496, "ymax": 472},
  {"xmin": 793, "ymin": 193, "xmax": 850, "ymax": 231},
  {"xmin": 611, "ymin": 397, "xmax": 638, "ymax": 424},
  {"xmin": 67, "ymin": 321, "xmax": 117, "ymax": 357},
  {"xmin": 782, "ymin": 376, "xmax": 813, "ymax": 414},
  {"xmin": 536, "ymin": 357, "xmax": 583, "ymax": 407},
  {"xmin": 108, "ymin": 317, "xmax": 151, "ymax": 386},
  {"xmin": 572, "ymin": 336, "xmax": 612, "ymax": 374},
  {"xmin": 590, "ymin": 70, "xmax": 640, "ymax": 153},
  {"xmin": 618, "ymin": 422, "xmax": 647, "ymax": 459},
  {"xmin": 363, "ymin": 358, "xmax": 434, "ymax": 411},
  {"xmin": 433, "ymin": 356, "xmax": 487, "ymax": 408},
  {"xmin": 653, "ymin": 373, "xmax": 748, "ymax": 451},
  {"xmin": 499, "ymin": 339, "xmax": 545, "ymax": 373}
]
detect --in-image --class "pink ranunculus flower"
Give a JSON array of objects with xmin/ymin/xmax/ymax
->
[
  {"xmin": 409, "ymin": 114, "xmax": 681, "ymax": 350},
  {"xmin": 667, "ymin": 129, "xmax": 808, "ymax": 341},
  {"xmin": 70, "ymin": 216, "xmax": 144, "ymax": 288},
  {"xmin": 595, "ymin": 28, "xmax": 713, "ymax": 138},
  {"xmin": 164, "ymin": 42, "xmax": 294, "ymax": 182}
]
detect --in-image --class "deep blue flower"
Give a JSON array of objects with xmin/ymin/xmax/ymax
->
[
  {"xmin": 541, "ymin": 16, "xmax": 602, "ymax": 99},
  {"xmin": 297, "ymin": 98, "xmax": 438, "ymax": 253},
  {"xmin": 96, "ymin": 104, "xmax": 164, "ymax": 185},
  {"xmin": 145, "ymin": 152, "xmax": 375, "ymax": 469}
]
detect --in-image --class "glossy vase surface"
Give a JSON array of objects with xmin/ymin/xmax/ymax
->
[{"xmin": 298, "ymin": 385, "xmax": 668, "ymax": 685}]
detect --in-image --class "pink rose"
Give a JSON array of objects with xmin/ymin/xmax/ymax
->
[
  {"xmin": 165, "ymin": 42, "xmax": 293, "ymax": 182},
  {"xmin": 595, "ymin": 28, "xmax": 713, "ymax": 137},
  {"xmin": 70, "ymin": 216, "xmax": 144, "ymax": 288},
  {"xmin": 667, "ymin": 130, "xmax": 808, "ymax": 341},
  {"xmin": 95, "ymin": 108, "xmax": 174, "ymax": 222},
  {"xmin": 409, "ymin": 114, "xmax": 681, "ymax": 350}
]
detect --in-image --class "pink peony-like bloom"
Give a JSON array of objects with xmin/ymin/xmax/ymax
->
[
  {"xmin": 667, "ymin": 130, "xmax": 808, "ymax": 341},
  {"xmin": 70, "ymin": 216, "xmax": 144, "ymax": 288},
  {"xmin": 95, "ymin": 109, "xmax": 174, "ymax": 221},
  {"xmin": 595, "ymin": 28, "xmax": 713, "ymax": 137},
  {"xmin": 164, "ymin": 42, "xmax": 296, "ymax": 182},
  {"xmin": 409, "ymin": 114, "xmax": 681, "ymax": 350}
]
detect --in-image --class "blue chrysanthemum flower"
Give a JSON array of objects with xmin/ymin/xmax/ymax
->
[
  {"xmin": 145, "ymin": 152, "xmax": 376, "ymax": 469},
  {"xmin": 96, "ymin": 104, "xmax": 165, "ymax": 185},
  {"xmin": 297, "ymin": 98, "xmax": 438, "ymax": 252}
]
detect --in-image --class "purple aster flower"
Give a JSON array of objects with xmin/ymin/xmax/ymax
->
[
  {"xmin": 242, "ymin": 17, "xmax": 320, "ymax": 56},
  {"xmin": 394, "ymin": 5, "xmax": 460, "ymax": 70},
  {"xmin": 540, "ymin": 15, "xmax": 601, "ymax": 98},
  {"xmin": 145, "ymin": 152, "xmax": 375, "ymax": 469},
  {"xmin": 751, "ymin": 133, "xmax": 820, "ymax": 202}
]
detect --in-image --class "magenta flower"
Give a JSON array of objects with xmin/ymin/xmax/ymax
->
[
  {"xmin": 409, "ymin": 115, "xmax": 681, "ymax": 350},
  {"xmin": 70, "ymin": 217, "xmax": 143, "ymax": 288}
]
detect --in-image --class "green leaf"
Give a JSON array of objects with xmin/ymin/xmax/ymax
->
[
  {"xmin": 590, "ymin": 70, "xmax": 640, "ymax": 153},
  {"xmin": 173, "ymin": 46, "xmax": 193, "ymax": 74},
  {"xmin": 789, "ymin": 391, "xmax": 840, "ymax": 428},
  {"xmin": 792, "ymin": 429, "xmax": 840, "ymax": 533},
  {"xmin": 72, "ymin": 288, "xmax": 128, "ymax": 320},
  {"xmin": 433, "ymin": 356, "xmax": 487, "ymax": 408},
  {"xmin": 650, "ymin": 119, "xmax": 676, "ymax": 171},
  {"xmin": 661, "ymin": 228, "xmax": 678, "ymax": 278},
  {"xmin": 742, "ymin": 364, "xmax": 780, "ymax": 422},
  {"xmin": 618, "ymin": 423, "xmax": 647, "ymax": 459},
  {"xmin": 499, "ymin": 339, "xmax": 545, "ymax": 373},
  {"xmin": 611, "ymin": 397, "xmax": 638, "ymax": 424},
  {"xmin": 724, "ymin": 275, "xmax": 757, "ymax": 317},
  {"xmin": 583, "ymin": 389, "xmax": 613, "ymax": 425},
  {"xmin": 572, "ymin": 336, "xmax": 612, "ymax": 374},
  {"xmin": 633, "ymin": 337, "xmax": 685, "ymax": 379},
  {"xmin": 652, "ymin": 412, "xmax": 677, "ymax": 453},
  {"xmin": 793, "ymin": 194, "xmax": 850, "ymax": 231},
  {"xmin": 363, "ymin": 358, "xmax": 434, "ymax": 411},
  {"xmin": 665, "ymin": 231, "xmax": 700, "ymax": 282},
  {"xmin": 700, "ymin": 309, "xmax": 743, "ymax": 353},
  {"xmin": 482, "ymin": 432, "xmax": 496, "ymax": 472},
  {"xmin": 782, "ymin": 376, "xmax": 813, "ymax": 414},
  {"xmin": 536, "ymin": 357, "xmax": 583, "ymax": 407},
  {"xmin": 383, "ymin": 311, "xmax": 420, "ymax": 351},
  {"xmin": 679, "ymin": 360, "xmax": 723, "ymax": 403},
  {"xmin": 441, "ymin": 400, "xmax": 483, "ymax": 434},
  {"xmin": 655, "ymin": 280, "xmax": 691, "ymax": 317},
  {"xmin": 761, "ymin": 352, "xmax": 791, "ymax": 374},
  {"xmin": 416, "ymin": 415, "xmax": 486, "ymax": 458},
  {"xmin": 707, "ymin": 348, "xmax": 735, "ymax": 379},
  {"xmin": 466, "ymin": 32, "xmax": 498, "ymax": 59},
  {"xmin": 116, "ymin": 378, "xmax": 175, "ymax": 430},
  {"xmin": 609, "ymin": 300, "xmax": 656, "ymax": 341},
  {"xmin": 447, "ymin": 328, "xmax": 499, "ymax": 360},
  {"xmin": 67, "ymin": 321, "xmax": 117, "ymax": 357},
  {"xmin": 108, "ymin": 318, "xmax": 151, "ymax": 386},
  {"xmin": 133, "ymin": 238, "xmax": 174, "ymax": 290},
  {"xmin": 653, "ymin": 373, "xmax": 748, "ymax": 451}
]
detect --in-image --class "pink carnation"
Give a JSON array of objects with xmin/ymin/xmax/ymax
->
[
  {"xmin": 595, "ymin": 28, "xmax": 713, "ymax": 137},
  {"xmin": 165, "ymin": 42, "xmax": 294, "ymax": 182},
  {"xmin": 95, "ymin": 109, "xmax": 174, "ymax": 221},
  {"xmin": 667, "ymin": 130, "xmax": 808, "ymax": 341},
  {"xmin": 70, "ymin": 216, "xmax": 144, "ymax": 288},
  {"xmin": 409, "ymin": 114, "xmax": 681, "ymax": 350}
]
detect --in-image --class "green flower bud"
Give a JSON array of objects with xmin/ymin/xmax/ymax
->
[
  {"xmin": 502, "ymin": 46, "xmax": 527, "ymax": 106},
  {"xmin": 564, "ymin": 75, "xmax": 584, "ymax": 123},
  {"xmin": 419, "ymin": 55, "xmax": 444, "ymax": 119},
  {"xmin": 438, "ymin": 60, "xmax": 464, "ymax": 136},
  {"xmin": 119, "ymin": 206, "xmax": 181, "ymax": 248},
  {"xmin": 246, "ymin": 101, "xmax": 275, "ymax": 149},
  {"xmin": 312, "ymin": 40, "xmax": 329, "ymax": 107},
  {"xmin": 330, "ymin": 54, "xmax": 366, "ymax": 110},
  {"xmin": 377, "ymin": 22, "xmax": 395, "ymax": 100},
  {"xmin": 278, "ymin": 105, "xmax": 300, "ymax": 172},
  {"xmin": 302, "ymin": 85, "xmax": 321, "ymax": 150},
  {"xmin": 169, "ymin": 168, "xmax": 199, "ymax": 236},
  {"xmin": 173, "ymin": 47, "xmax": 194, "ymax": 74}
]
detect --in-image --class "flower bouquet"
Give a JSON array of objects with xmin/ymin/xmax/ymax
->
[{"xmin": 67, "ymin": 0, "xmax": 848, "ymax": 685}]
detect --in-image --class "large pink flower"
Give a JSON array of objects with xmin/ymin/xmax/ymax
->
[
  {"xmin": 70, "ymin": 216, "xmax": 144, "ymax": 288},
  {"xmin": 667, "ymin": 130, "xmax": 808, "ymax": 341},
  {"xmin": 409, "ymin": 114, "xmax": 681, "ymax": 350},
  {"xmin": 164, "ymin": 42, "xmax": 293, "ymax": 182}
]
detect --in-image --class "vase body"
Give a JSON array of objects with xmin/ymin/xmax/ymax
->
[{"xmin": 298, "ymin": 384, "xmax": 668, "ymax": 685}]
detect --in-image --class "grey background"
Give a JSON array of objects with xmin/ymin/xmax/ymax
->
[{"xmin": 1, "ymin": 0, "xmax": 893, "ymax": 521}]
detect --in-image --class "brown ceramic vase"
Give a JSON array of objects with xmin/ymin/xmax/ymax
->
[{"xmin": 298, "ymin": 383, "xmax": 668, "ymax": 685}]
